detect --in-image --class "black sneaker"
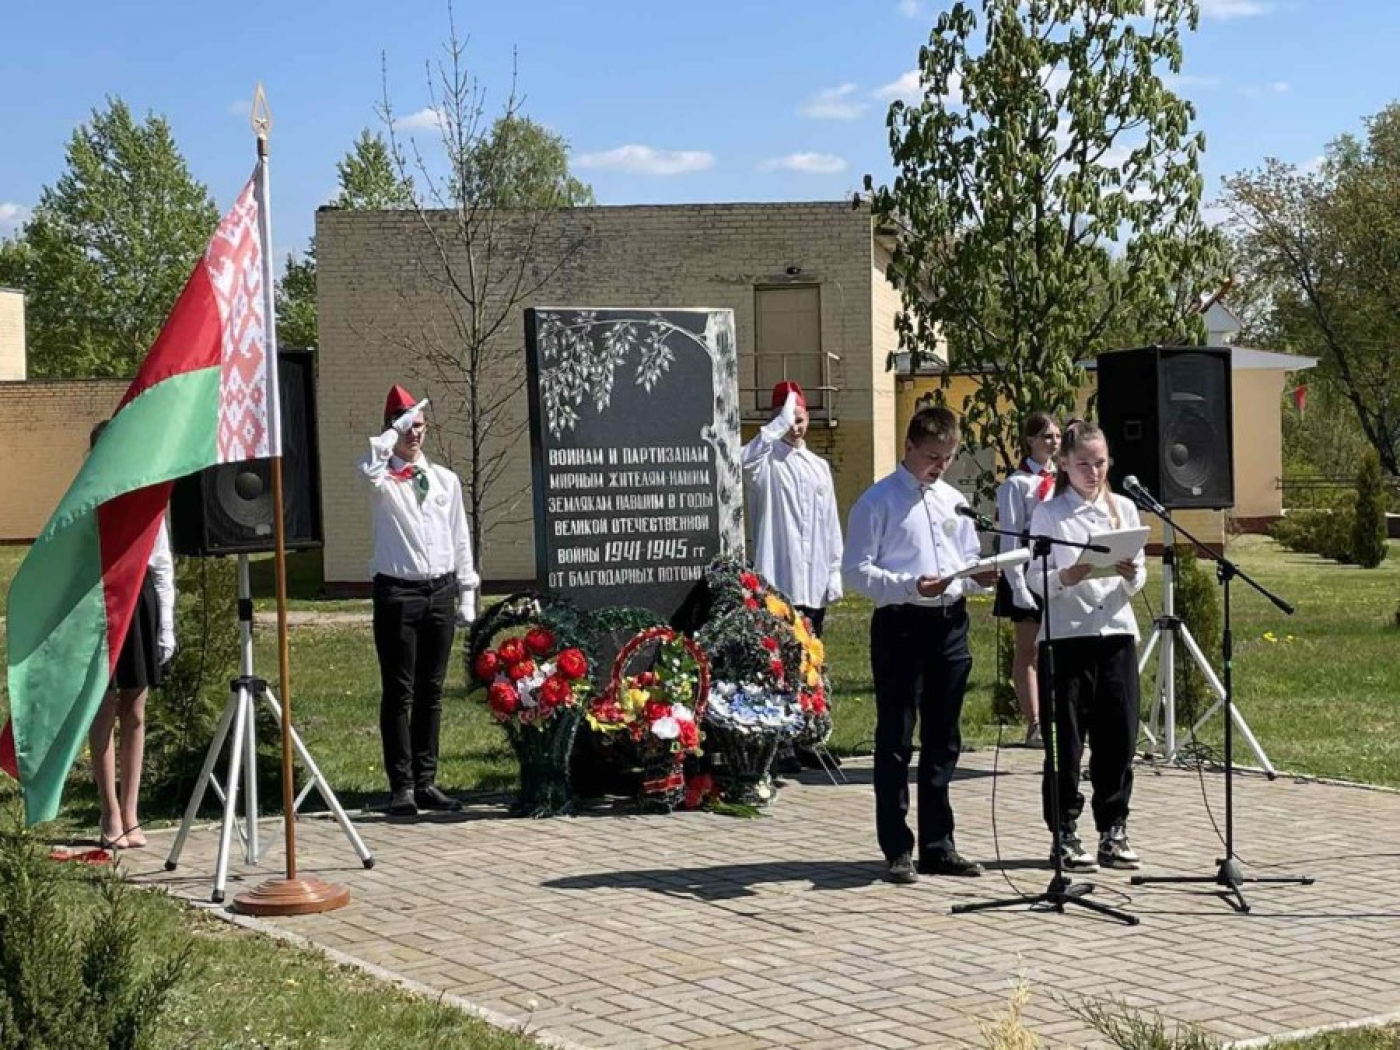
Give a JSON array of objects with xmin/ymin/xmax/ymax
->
[
  {"xmin": 1097, "ymin": 824, "xmax": 1141, "ymax": 870},
  {"xmin": 884, "ymin": 852, "xmax": 919, "ymax": 885},
  {"xmin": 386, "ymin": 788, "xmax": 418, "ymax": 817},
  {"xmin": 1053, "ymin": 824, "xmax": 1099, "ymax": 873},
  {"xmin": 918, "ymin": 848, "xmax": 984, "ymax": 877},
  {"xmin": 415, "ymin": 785, "xmax": 463, "ymax": 812}
]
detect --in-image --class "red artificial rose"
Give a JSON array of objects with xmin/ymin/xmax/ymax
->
[
  {"xmin": 524, "ymin": 627, "xmax": 555, "ymax": 657},
  {"xmin": 769, "ymin": 659, "xmax": 785, "ymax": 678},
  {"xmin": 541, "ymin": 675, "xmax": 572, "ymax": 708},
  {"xmin": 740, "ymin": 572, "xmax": 761, "ymax": 591},
  {"xmin": 487, "ymin": 681, "xmax": 519, "ymax": 716},
  {"xmin": 635, "ymin": 670, "xmax": 657, "ymax": 687},
  {"xmin": 814, "ymin": 694, "xmax": 828, "ymax": 715},
  {"xmin": 744, "ymin": 597, "xmax": 759, "ymax": 611},
  {"xmin": 557, "ymin": 648, "xmax": 588, "ymax": 680},
  {"xmin": 472, "ymin": 650, "xmax": 501, "ymax": 682},
  {"xmin": 761, "ymin": 636, "xmax": 779, "ymax": 652},
  {"xmin": 643, "ymin": 699, "xmax": 671, "ymax": 725},
  {"xmin": 507, "ymin": 659, "xmax": 536, "ymax": 682},
  {"xmin": 677, "ymin": 720, "xmax": 700, "ymax": 751},
  {"xmin": 498, "ymin": 638, "xmax": 526, "ymax": 665}
]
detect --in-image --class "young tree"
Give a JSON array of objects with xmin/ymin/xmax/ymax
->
[
  {"xmin": 1220, "ymin": 103, "xmax": 1400, "ymax": 476},
  {"xmin": 864, "ymin": 0, "xmax": 1223, "ymax": 480},
  {"xmin": 378, "ymin": 11, "xmax": 596, "ymax": 564},
  {"xmin": 274, "ymin": 129, "xmax": 415, "ymax": 350},
  {"xmin": 11, "ymin": 98, "xmax": 218, "ymax": 378}
]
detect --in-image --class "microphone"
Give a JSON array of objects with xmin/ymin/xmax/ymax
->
[
  {"xmin": 955, "ymin": 505, "xmax": 995, "ymax": 530},
  {"xmin": 1122, "ymin": 475, "xmax": 1165, "ymax": 513}
]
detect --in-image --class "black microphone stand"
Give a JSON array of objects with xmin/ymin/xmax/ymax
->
[
  {"xmin": 1124, "ymin": 485, "xmax": 1313, "ymax": 914},
  {"xmin": 951, "ymin": 518, "xmax": 1139, "ymax": 925}
]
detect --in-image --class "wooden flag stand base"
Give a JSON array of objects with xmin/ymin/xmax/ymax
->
[{"xmin": 233, "ymin": 876, "xmax": 350, "ymax": 916}]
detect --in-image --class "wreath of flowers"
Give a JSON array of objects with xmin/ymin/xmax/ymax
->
[
  {"xmin": 587, "ymin": 627, "xmax": 706, "ymax": 757},
  {"xmin": 466, "ymin": 592, "xmax": 597, "ymax": 725}
]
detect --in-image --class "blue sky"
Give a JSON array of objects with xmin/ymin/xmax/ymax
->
[{"xmin": 2, "ymin": 0, "xmax": 1396, "ymax": 262}]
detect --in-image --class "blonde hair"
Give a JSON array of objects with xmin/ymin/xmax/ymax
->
[{"xmin": 1054, "ymin": 421, "xmax": 1121, "ymax": 528}]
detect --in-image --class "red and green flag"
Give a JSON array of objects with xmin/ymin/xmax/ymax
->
[{"xmin": 2, "ymin": 168, "xmax": 279, "ymax": 824}]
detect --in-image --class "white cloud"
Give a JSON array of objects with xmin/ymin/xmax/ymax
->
[
  {"xmin": 1240, "ymin": 80, "xmax": 1289, "ymax": 98},
  {"xmin": 800, "ymin": 83, "xmax": 867, "ymax": 121},
  {"xmin": 1198, "ymin": 0, "xmax": 1273, "ymax": 19},
  {"xmin": 0, "ymin": 202, "xmax": 30, "ymax": 236},
  {"xmin": 575, "ymin": 145, "xmax": 715, "ymax": 176},
  {"xmin": 759, "ymin": 153, "xmax": 848, "ymax": 176},
  {"xmin": 1164, "ymin": 73, "xmax": 1222, "ymax": 91},
  {"xmin": 393, "ymin": 107, "xmax": 446, "ymax": 131},
  {"xmin": 875, "ymin": 69, "xmax": 922, "ymax": 103},
  {"xmin": 897, "ymin": 0, "xmax": 925, "ymax": 16},
  {"xmin": 228, "ymin": 99, "xmax": 252, "ymax": 118}
]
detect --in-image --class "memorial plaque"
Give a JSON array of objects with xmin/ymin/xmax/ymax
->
[{"xmin": 525, "ymin": 307, "xmax": 743, "ymax": 616}]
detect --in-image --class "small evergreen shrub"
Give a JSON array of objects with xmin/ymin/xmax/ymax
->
[
  {"xmin": 992, "ymin": 620, "xmax": 1020, "ymax": 724},
  {"xmin": 0, "ymin": 810, "xmax": 193, "ymax": 1049},
  {"xmin": 1351, "ymin": 450, "xmax": 1389, "ymax": 569},
  {"xmin": 1173, "ymin": 547, "xmax": 1222, "ymax": 726}
]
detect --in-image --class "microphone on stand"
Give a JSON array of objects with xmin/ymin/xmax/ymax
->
[
  {"xmin": 1121, "ymin": 475, "xmax": 1166, "ymax": 515},
  {"xmin": 955, "ymin": 505, "xmax": 996, "ymax": 530}
]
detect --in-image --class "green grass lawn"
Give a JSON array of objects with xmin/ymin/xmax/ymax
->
[{"xmin": 2, "ymin": 536, "xmax": 1398, "ymax": 1047}]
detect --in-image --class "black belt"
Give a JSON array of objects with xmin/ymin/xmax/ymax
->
[{"xmin": 878, "ymin": 598, "xmax": 967, "ymax": 619}]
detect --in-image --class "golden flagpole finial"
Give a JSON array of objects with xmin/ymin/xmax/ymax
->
[{"xmin": 250, "ymin": 83, "xmax": 272, "ymax": 142}]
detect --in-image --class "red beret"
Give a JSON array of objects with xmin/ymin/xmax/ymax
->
[{"xmin": 771, "ymin": 380, "xmax": 807, "ymax": 411}]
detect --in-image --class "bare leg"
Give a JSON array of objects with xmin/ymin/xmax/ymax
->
[
  {"xmin": 1014, "ymin": 620, "xmax": 1041, "ymax": 730},
  {"xmin": 117, "ymin": 688, "xmax": 148, "ymax": 847},
  {"xmin": 89, "ymin": 691, "xmax": 126, "ymax": 847}
]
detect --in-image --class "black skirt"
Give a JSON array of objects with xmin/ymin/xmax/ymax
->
[
  {"xmin": 992, "ymin": 575, "xmax": 1043, "ymax": 624},
  {"xmin": 112, "ymin": 573, "xmax": 163, "ymax": 691}
]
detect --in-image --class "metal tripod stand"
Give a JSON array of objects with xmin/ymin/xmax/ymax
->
[
  {"xmin": 1125, "ymin": 483, "xmax": 1312, "ymax": 913},
  {"xmin": 1137, "ymin": 521, "xmax": 1276, "ymax": 777},
  {"xmin": 164, "ymin": 555, "xmax": 373, "ymax": 903},
  {"xmin": 951, "ymin": 524, "xmax": 1138, "ymax": 926}
]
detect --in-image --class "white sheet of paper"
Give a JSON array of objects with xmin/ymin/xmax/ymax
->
[
  {"xmin": 951, "ymin": 548, "xmax": 1031, "ymax": 580},
  {"xmin": 1071, "ymin": 526, "xmax": 1149, "ymax": 577}
]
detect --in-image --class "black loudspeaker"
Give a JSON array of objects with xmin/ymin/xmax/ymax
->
[
  {"xmin": 1096, "ymin": 345, "xmax": 1234, "ymax": 510},
  {"xmin": 170, "ymin": 349, "xmax": 324, "ymax": 556}
]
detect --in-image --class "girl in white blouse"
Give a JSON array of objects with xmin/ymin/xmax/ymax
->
[{"xmin": 1027, "ymin": 422, "xmax": 1146, "ymax": 874}]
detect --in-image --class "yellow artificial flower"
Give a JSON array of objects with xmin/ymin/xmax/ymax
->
[
  {"xmin": 809, "ymin": 637, "xmax": 825, "ymax": 663},
  {"xmin": 765, "ymin": 594, "xmax": 791, "ymax": 618},
  {"xmin": 805, "ymin": 668, "xmax": 820, "ymax": 688},
  {"xmin": 625, "ymin": 687, "xmax": 649, "ymax": 710}
]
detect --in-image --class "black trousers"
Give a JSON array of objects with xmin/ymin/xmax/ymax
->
[
  {"xmin": 1039, "ymin": 634, "xmax": 1140, "ymax": 833},
  {"xmin": 872, "ymin": 601, "xmax": 972, "ymax": 860},
  {"xmin": 372, "ymin": 573, "xmax": 458, "ymax": 793},
  {"xmin": 795, "ymin": 604, "xmax": 826, "ymax": 638}
]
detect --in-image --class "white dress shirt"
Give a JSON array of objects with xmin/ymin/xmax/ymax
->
[
  {"xmin": 842, "ymin": 467, "xmax": 983, "ymax": 608},
  {"xmin": 1027, "ymin": 487, "xmax": 1146, "ymax": 641},
  {"xmin": 994, "ymin": 457, "xmax": 1055, "ymax": 610},
  {"xmin": 741, "ymin": 415, "xmax": 844, "ymax": 608},
  {"xmin": 359, "ymin": 433, "xmax": 480, "ymax": 594},
  {"xmin": 149, "ymin": 517, "xmax": 175, "ymax": 660}
]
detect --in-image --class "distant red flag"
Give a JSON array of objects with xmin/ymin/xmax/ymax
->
[{"xmin": 1292, "ymin": 384, "xmax": 1307, "ymax": 416}]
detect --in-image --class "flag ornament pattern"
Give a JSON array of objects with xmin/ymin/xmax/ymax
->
[{"xmin": 2, "ymin": 167, "xmax": 273, "ymax": 824}]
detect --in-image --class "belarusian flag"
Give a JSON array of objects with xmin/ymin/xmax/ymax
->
[{"xmin": 2, "ymin": 168, "xmax": 277, "ymax": 824}]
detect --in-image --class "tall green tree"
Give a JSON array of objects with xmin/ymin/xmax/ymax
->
[
  {"xmin": 456, "ymin": 116, "xmax": 595, "ymax": 208},
  {"xmin": 865, "ymin": 0, "xmax": 1223, "ymax": 478},
  {"xmin": 1221, "ymin": 103, "xmax": 1400, "ymax": 476},
  {"xmin": 12, "ymin": 98, "xmax": 218, "ymax": 378},
  {"xmin": 274, "ymin": 129, "xmax": 416, "ymax": 350}
]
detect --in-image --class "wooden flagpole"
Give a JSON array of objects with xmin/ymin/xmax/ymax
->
[{"xmin": 234, "ymin": 84, "xmax": 349, "ymax": 916}]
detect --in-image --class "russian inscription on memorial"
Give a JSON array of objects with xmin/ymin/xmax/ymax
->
[{"xmin": 525, "ymin": 308, "xmax": 742, "ymax": 616}]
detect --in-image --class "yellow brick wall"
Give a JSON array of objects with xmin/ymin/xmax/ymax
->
[
  {"xmin": 0, "ymin": 289, "xmax": 25, "ymax": 382},
  {"xmin": 317, "ymin": 203, "xmax": 893, "ymax": 588},
  {"xmin": 0, "ymin": 380, "xmax": 130, "ymax": 541}
]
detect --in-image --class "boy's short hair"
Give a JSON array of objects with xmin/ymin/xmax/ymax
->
[{"xmin": 906, "ymin": 405, "xmax": 960, "ymax": 446}]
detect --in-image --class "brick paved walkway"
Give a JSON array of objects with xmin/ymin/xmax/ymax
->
[{"xmin": 128, "ymin": 748, "xmax": 1400, "ymax": 1048}]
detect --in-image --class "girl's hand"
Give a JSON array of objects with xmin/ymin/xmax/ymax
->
[
  {"xmin": 916, "ymin": 575, "xmax": 951, "ymax": 598},
  {"xmin": 1058, "ymin": 564, "xmax": 1094, "ymax": 587},
  {"xmin": 1115, "ymin": 559, "xmax": 1136, "ymax": 580}
]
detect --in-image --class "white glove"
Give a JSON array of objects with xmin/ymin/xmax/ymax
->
[
  {"xmin": 158, "ymin": 632, "xmax": 175, "ymax": 665},
  {"xmin": 456, "ymin": 589, "xmax": 478, "ymax": 628},
  {"xmin": 392, "ymin": 398, "xmax": 430, "ymax": 434},
  {"xmin": 775, "ymin": 391, "xmax": 799, "ymax": 431}
]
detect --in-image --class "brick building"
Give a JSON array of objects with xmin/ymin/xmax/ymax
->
[{"xmin": 316, "ymin": 202, "xmax": 919, "ymax": 590}]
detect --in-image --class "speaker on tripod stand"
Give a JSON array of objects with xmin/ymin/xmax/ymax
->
[{"xmin": 170, "ymin": 348, "xmax": 324, "ymax": 557}]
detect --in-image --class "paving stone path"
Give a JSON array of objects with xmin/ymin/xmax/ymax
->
[{"xmin": 128, "ymin": 747, "xmax": 1400, "ymax": 1048}]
